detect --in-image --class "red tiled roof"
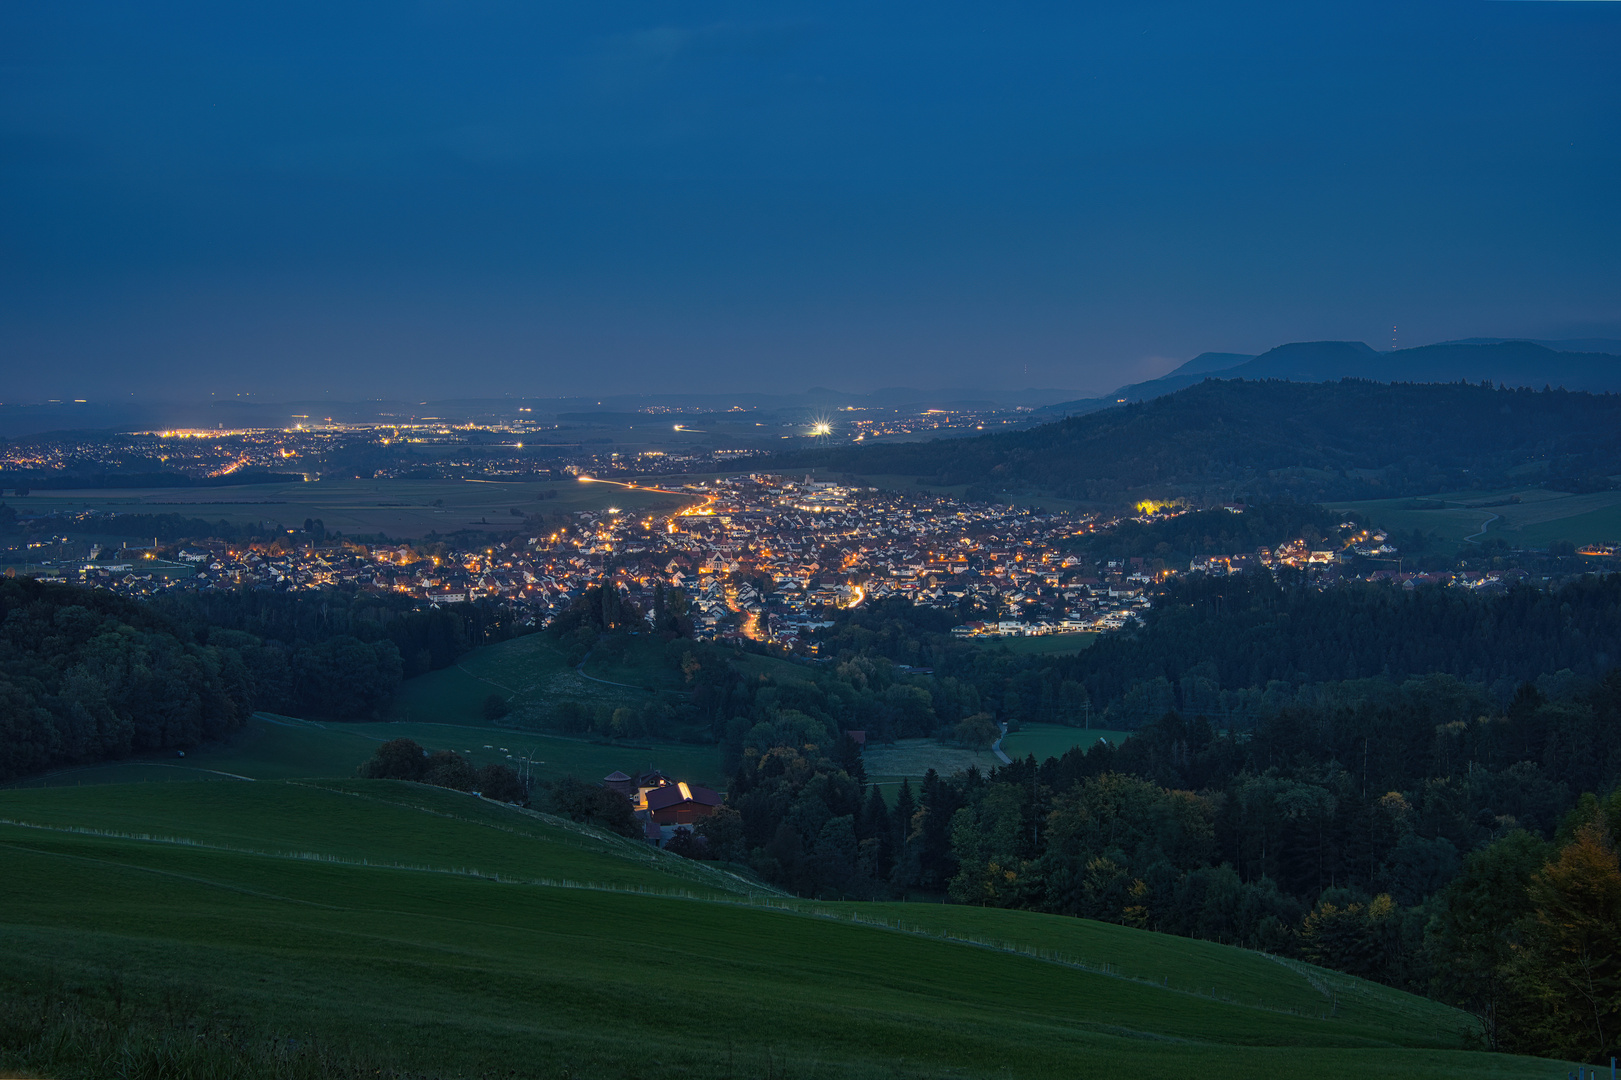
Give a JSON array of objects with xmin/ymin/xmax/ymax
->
[{"xmin": 644, "ymin": 782, "xmax": 722, "ymax": 812}]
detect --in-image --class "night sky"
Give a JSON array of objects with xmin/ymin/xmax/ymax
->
[{"xmin": 3, "ymin": 2, "xmax": 1618, "ymax": 402}]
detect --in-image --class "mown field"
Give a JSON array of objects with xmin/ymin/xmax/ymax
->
[
  {"xmin": 1329, "ymin": 486, "xmax": 1621, "ymax": 548},
  {"xmin": 1000, "ymin": 723, "xmax": 1130, "ymax": 760},
  {"xmin": 385, "ymin": 631, "xmax": 682, "ymax": 728},
  {"xmin": 863, "ymin": 724, "xmax": 1131, "ymax": 795},
  {"xmin": 6, "ymin": 711, "xmax": 727, "ymax": 792},
  {"xmin": 862, "ymin": 739, "xmax": 1004, "ymax": 787},
  {"xmin": 0, "ymin": 779, "xmax": 1564, "ymax": 1080},
  {"xmin": 6, "ymin": 474, "xmax": 702, "ymax": 538}
]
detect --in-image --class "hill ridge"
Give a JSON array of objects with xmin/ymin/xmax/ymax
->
[{"xmin": 1046, "ymin": 338, "xmax": 1621, "ymax": 416}]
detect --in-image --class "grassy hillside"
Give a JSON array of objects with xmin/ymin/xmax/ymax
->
[
  {"xmin": 1329, "ymin": 486, "xmax": 1621, "ymax": 547},
  {"xmin": 863, "ymin": 738, "xmax": 1003, "ymax": 787},
  {"xmin": 1000, "ymin": 723, "xmax": 1130, "ymax": 760},
  {"xmin": 6, "ymin": 711, "xmax": 727, "ymax": 791},
  {"xmin": 0, "ymin": 780, "xmax": 1560, "ymax": 1079},
  {"xmin": 386, "ymin": 631, "xmax": 673, "ymax": 727}
]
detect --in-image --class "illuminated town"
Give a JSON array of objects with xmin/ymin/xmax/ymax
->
[{"xmin": 6, "ymin": 458, "xmax": 1545, "ymax": 655}]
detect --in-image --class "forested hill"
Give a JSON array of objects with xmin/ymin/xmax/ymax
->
[
  {"xmin": 787, "ymin": 379, "xmax": 1621, "ymax": 505},
  {"xmin": 1058, "ymin": 571, "xmax": 1621, "ymax": 727},
  {"xmin": 0, "ymin": 578, "xmax": 504, "ymax": 782}
]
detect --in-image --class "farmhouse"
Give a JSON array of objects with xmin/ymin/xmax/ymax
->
[
  {"xmin": 602, "ymin": 769, "xmax": 722, "ymax": 843},
  {"xmin": 643, "ymin": 781, "xmax": 722, "ymax": 826}
]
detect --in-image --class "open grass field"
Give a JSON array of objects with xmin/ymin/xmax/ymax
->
[
  {"xmin": 863, "ymin": 739, "xmax": 1004, "ymax": 788},
  {"xmin": 581, "ymin": 632, "xmax": 699, "ymax": 692},
  {"xmin": 6, "ymin": 474, "xmax": 703, "ymax": 538},
  {"xmin": 0, "ymin": 779, "xmax": 1563, "ymax": 1079},
  {"xmin": 388, "ymin": 631, "xmax": 688, "ymax": 726},
  {"xmin": 864, "ymin": 725, "xmax": 1131, "ymax": 792},
  {"xmin": 5, "ymin": 711, "xmax": 727, "ymax": 792},
  {"xmin": 1328, "ymin": 486, "xmax": 1621, "ymax": 548},
  {"xmin": 1000, "ymin": 723, "xmax": 1131, "ymax": 761}
]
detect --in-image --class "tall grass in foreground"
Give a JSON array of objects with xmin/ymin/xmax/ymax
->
[
  {"xmin": 0, "ymin": 972, "xmax": 834, "ymax": 1080},
  {"xmin": 0, "ymin": 974, "xmax": 443, "ymax": 1080}
]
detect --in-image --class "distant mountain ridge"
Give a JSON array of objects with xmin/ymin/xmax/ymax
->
[
  {"xmin": 787, "ymin": 378, "xmax": 1621, "ymax": 506},
  {"xmin": 1044, "ymin": 339, "xmax": 1621, "ymax": 416}
]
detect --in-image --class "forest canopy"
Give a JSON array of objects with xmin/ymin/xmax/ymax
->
[{"xmin": 784, "ymin": 379, "xmax": 1621, "ymax": 505}]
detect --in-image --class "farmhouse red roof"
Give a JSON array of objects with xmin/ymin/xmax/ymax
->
[{"xmin": 644, "ymin": 782, "xmax": 721, "ymax": 812}]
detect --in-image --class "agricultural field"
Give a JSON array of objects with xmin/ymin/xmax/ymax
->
[
  {"xmin": 4, "ymin": 474, "xmax": 702, "ymax": 539},
  {"xmin": 387, "ymin": 630, "xmax": 691, "ymax": 727},
  {"xmin": 999, "ymin": 723, "xmax": 1130, "ymax": 762},
  {"xmin": 1329, "ymin": 486, "xmax": 1621, "ymax": 548},
  {"xmin": 0, "ymin": 779, "xmax": 1561, "ymax": 1079},
  {"xmin": 863, "ymin": 739, "xmax": 1004, "ymax": 789},
  {"xmin": 5, "ymin": 712, "xmax": 726, "ymax": 793},
  {"xmin": 863, "ymin": 725, "xmax": 1130, "ymax": 793}
]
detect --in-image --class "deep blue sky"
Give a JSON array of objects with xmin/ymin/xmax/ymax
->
[{"xmin": 3, "ymin": 1, "xmax": 1618, "ymax": 402}]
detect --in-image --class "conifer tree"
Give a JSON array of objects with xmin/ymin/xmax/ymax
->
[{"xmin": 894, "ymin": 779, "xmax": 916, "ymax": 845}]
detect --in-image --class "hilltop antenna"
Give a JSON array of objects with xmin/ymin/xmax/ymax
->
[{"xmin": 1391, "ymin": 325, "xmax": 1398, "ymax": 352}]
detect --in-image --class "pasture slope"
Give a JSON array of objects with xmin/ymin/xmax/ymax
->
[
  {"xmin": 4, "ymin": 710, "xmax": 728, "ymax": 791},
  {"xmin": 1329, "ymin": 486, "xmax": 1621, "ymax": 548},
  {"xmin": 0, "ymin": 779, "xmax": 1563, "ymax": 1080}
]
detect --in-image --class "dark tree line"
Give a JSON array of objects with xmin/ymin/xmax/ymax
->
[
  {"xmin": 155, "ymin": 587, "xmax": 522, "ymax": 679},
  {"xmin": 0, "ymin": 578, "xmax": 254, "ymax": 780},
  {"xmin": 686, "ymin": 655, "xmax": 1621, "ymax": 1060},
  {"xmin": 0, "ymin": 578, "xmax": 507, "ymax": 781},
  {"xmin": 1069, "ymin": 501, "xmax": 1356, "ymax": 565},
  {"xmin": 1055, "ymin": 572, "xmax": 1621, "ymax": 722},
  {"xmin": 806, "ymin": 574, "xmax": 1621, "ymax": 733},
  {"xmin": 360, "ymin": 736, "xmax": 528, "ymax": 804}
]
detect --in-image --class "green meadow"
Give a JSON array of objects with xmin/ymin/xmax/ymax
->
[
  {"xmin": 0, "ymin": 779, "xmax": 1563, "ymax": 1079},
  {"xmin": 863, "ymin": 725, "xmax": 1130, "ymax": 796},
  {"xmin": 862, "ymin": 738, "xmax": 1004, "ymax": 786},
  {"xmin": 1329, "ymin": 486, "xmax": 1621, "ymax": 548},
  {"xmin": 384, "ymin": 631, "xmax": 666, "ymax": 727},
  {"xmin": 8, "ymin": 711, "xmax": 727, "ymax": 792}
]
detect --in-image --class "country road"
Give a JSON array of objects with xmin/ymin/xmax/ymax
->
[
  {"xmin": 990, "ymin": 722, "xmax": 1012, "ymax": 765},
  {"xmin": 1463, "ymin": 512, "xmax": 1500, "ymax": 544}
]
